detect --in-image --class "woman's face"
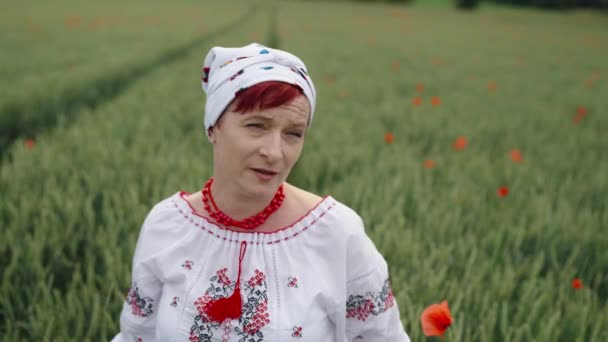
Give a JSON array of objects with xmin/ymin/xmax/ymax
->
[{"xmin": 209, "ymin": 95, "xmax": 310, "ymax": 197}]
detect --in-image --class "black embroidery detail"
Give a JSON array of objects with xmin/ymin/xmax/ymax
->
[
  {"xmin": 125, "ymin": 283, "xmax": 154, "ymax": 317},
  {"xmin": 346, "ymin": 278, "xmax": 395, "ymax": 321}
]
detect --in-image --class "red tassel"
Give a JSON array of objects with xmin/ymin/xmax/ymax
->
[
  {"xmin": 203, "ymin": 286, "xmax": 242, "ymax": 322},
  {"xmin": 203, "ymin": 241, "xmax": 248, "ymax": 323}
]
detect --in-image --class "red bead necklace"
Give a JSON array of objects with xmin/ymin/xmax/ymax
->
[{"xmin": 201, "ymin": 177, "xmax": 285, "ymax": 230}]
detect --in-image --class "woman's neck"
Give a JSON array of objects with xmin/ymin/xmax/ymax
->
[{"xmin": 209, "ymin": 177, "xmax": 281, "ymax": 221}]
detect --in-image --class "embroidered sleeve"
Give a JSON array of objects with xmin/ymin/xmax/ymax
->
[
  {"xmin": 112, "ymin": 276, "xmax": 160, "ymax": 342},
  {"xmin": 111, "ymin": 206, "xmax": 170, "ymax": 342},
  {"xmin": 345, "ymin": 267, "xmax": 410, "ymax": 342},
  {"xmin": 345, "ymin": 215, "xmax": 410, "ymax": 342}
]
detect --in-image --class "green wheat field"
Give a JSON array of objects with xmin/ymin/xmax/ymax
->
[{"xmin": 1, "ymin": 0, "xmax": 607, "ymax": 340}]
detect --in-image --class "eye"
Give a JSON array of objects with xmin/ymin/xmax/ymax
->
[
  {"xmin": 289, "ymin": 132, "xmax": 303, "ymax": 138},
  {"xmin": 246, "ymin": 123, "xmax": 264, "ymax": 129}
]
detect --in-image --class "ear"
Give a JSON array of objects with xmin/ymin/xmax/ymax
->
[
  {"xmin": 208, "ymin": 126, "xmax": 217, "ymax": 144},
  {"xmin": 208, "ymin": 110, "xmax": 228, "ymax": 144}
]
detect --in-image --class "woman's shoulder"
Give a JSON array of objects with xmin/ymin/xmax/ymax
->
[
  {"xmin": 304, "ymin": 192, "xmax": 385, "ymax": 279},
  {"xmin": 284, "ymin": 186, "xmax": 363, "ymax": 234},
  {"xmin": 127, "ymin": 191, "xmax": 202, "ymax": 265},
  {"xmin": 284, "ymin": 182, "xmax": 323, "ymax": 208},
  {"xmin": 145, "ymin": 191, "xmax": 183, "ymax": 221},
  {"xmin": 134, "ymin": 192, "xmax": 189, "ymax": 247},
  {"xmin": 282, "ymin": 183, "xmax": 361, "ymax": 230}
]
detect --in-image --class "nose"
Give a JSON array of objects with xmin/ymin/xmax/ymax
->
[{"xmin": 259, "ymin": 131, "xmax": 282, "ymax": 163}]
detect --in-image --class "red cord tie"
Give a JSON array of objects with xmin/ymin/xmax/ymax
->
[{"xmin": 203, "ymin": 241, "xmax": 248, "ymax": 323}]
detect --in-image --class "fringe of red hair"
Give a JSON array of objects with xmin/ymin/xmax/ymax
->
[{"xmin": 232, "ymin": 81, "xmax": 304, "ymax": 113}]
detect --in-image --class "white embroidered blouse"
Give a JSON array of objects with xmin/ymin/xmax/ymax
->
[{"xmin": 112, "ymin": 191, "xmax": 410, "ymax": 342}]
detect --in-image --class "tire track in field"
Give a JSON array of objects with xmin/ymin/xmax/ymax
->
[{"xmin": 0, "ymin": 6, "xmax": 260, "ymax": 160}]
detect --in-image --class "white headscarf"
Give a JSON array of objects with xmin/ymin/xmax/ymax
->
[{"xmin": 201, "ymin": 43, "xmax": 317, "ymax": 141}]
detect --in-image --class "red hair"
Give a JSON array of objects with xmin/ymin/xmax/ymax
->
[{"xmin": 232, "ymin": 81, "xmax": 305, "ymax": 114}]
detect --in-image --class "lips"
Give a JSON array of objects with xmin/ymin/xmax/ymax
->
[{"xmin": 251, "ymin": 168, "xmax": 278, "ymax": 175}]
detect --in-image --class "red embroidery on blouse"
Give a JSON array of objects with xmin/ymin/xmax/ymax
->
[
  {"xmin": 288, "ymin": 276, "xmax": 298, "ymax": 288},
  {"xmin": 171, "ymin": 297, "xmax": 179, "ymax": 307},
  {"xmin": 175, "ymin": 192, "xmax": 334, "ymax": 243},
  {"xmin": 292, "ymin": 326, "xmax": 303, "ymax": 338},
  {"xmin": 125, "ymin": 283, "xmax": 154, "ymax": 317},
  {"xmin": 241, "ymin": 300, "xmax": 269, "ymax": 335},
  {"xmin": 346, "ymin": 279, "xmax": 395, "ymax": 322},
  {"xmin": 247, "ymin": 269, "xmax": 264, "ymax": 287},
  {"xmin": 222, "ymin": 321, "xmax": 231, "ymax": 342},
  {"xmin": 189, "ymin": 268, "xmax": 270, "ymax": 342},
  {"xmin": 216, "ymin": 268, "xmax": 230, "ymax": 285},
  {"xmin": 182, "ymin": 260, "xmax": 194, "ymax": 270}
]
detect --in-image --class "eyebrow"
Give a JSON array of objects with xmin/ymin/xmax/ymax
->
[
  {"xmin": 246, "ymin": 114, "xmax": 307, "ymax": 127},
  {"xmin": 247, "ymin": 114, "xmax": 273, "ymax": 121}
]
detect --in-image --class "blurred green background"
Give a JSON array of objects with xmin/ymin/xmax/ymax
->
[{"xmin": 1, "ymin": 0, "xmax": 606, "ymax": 341}]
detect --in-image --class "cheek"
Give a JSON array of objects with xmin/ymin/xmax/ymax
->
[
  {"xmin": 285, "ymin": 142, "xmax": 304, "ymax": 162},
  {"xmin": 225, "ymin": 130, "xmax": 249, "ymax": 151},
  {"xmin": 234, "ymin": 138, "xmax": 260, "ymax": 157},
  {"xmin": 218, "ymin": 140, "xmax": 247, "ymax": 163}
]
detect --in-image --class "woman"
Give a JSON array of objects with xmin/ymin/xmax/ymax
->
[{"xmin": 112, "ymin": 43, "xmax": 410, "ymax": 342}]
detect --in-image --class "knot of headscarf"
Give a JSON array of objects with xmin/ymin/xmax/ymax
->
[{"xmin": 201, "ymin": 42, "xmax": 316, "ymax": 141}]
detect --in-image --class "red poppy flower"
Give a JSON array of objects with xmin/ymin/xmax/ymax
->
[
  {"xmin": 412, "ymin": 96, "xmax": 423, "ymax": 107},
  {"xmin": 391, "ymin": 61, "xmax": 400, "ymax": 71},
  {"xmin": 24, "ymin": 138, "xmax": 35, "ymax": 150},
  {"xmin": 384, "ymin": 132, "xmax": 394, "ymax": 144},
  {"xmin": 27, "ymin": 23, "xmax": 40, "ymax": 34},
  {"xmin": 452, "ymin": 136, "xmax": 467, "ymax": 151},
  {"xmin": 572, "ymin": 278, "xmax": 583, "ymax": 290},
  {"xmin": 416, "ymin": 83, "xmax": 425, "ymax": 93},
  {"xmin": 423, "ymin": 159, "xmax": 435, "ymax": 169},
  {"xmin": 431, "ymin": 58, "xmax": 445, "ymax": 66},
  {"xmin": 64, "ymin": 16, "xmax": 82, "ymax": 30},
  {"xmin": 510, "ymin": 149, "xmax": 523, "ymax": 163},
  {"xmin": 576, "ymin": 106, "xmax": 587, "ymax": 116},
  {"xmin": 421, "ymin": 300, "xmax": 453, "ymax": 338},
  {"xmin": 572, "ymin": 106, "xmax": 588, "ymax": 124},
  {"xmin": 497, "ymin": 186, "xmax": 509, "ymax": 197},
  {"xmin": 488, "ymin": 82, "xmax": 498, "ymax": 92},
  {"xmin": 431, "ymin": 96, "xmax": 441, "ymax": 107},
  {"xmin": 339, "ymin": 90, "xmax": 349, "ymax": 98}
]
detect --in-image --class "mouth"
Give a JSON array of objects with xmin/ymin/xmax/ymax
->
[{"xmin": 251, "ymin": 168, "xmax": 278, "ymax": 175}]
